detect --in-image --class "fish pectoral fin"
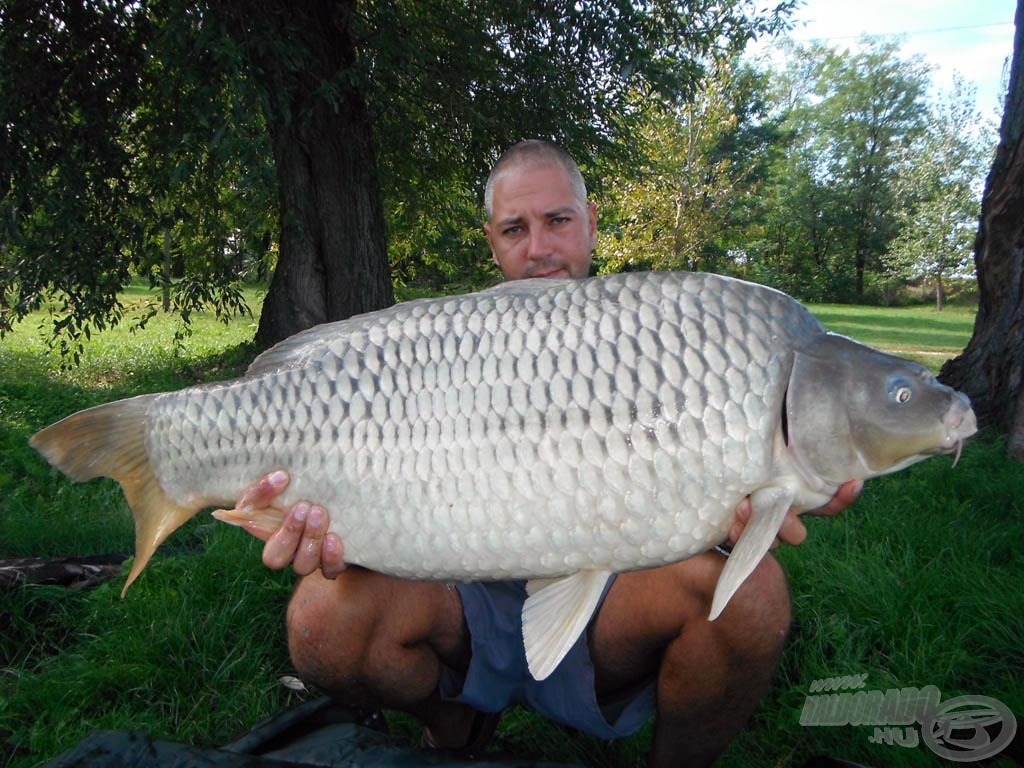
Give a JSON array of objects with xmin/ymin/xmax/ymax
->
[
  {"xmin": 522, "ymin": 570, "xmax": 613, "ymax": 681},
  {"xmin": 709, "ymin": 487, "xmax": 795, "ymax": 621}
]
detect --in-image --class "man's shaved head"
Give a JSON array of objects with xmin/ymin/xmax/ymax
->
[{"xmin": 484, "ymin": 140, "xmax": 588, "ymax": 221}]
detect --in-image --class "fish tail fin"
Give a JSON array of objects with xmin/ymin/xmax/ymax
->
[{"xmin": 30, "ymin": 395, "xmax": 200, "ymax": 596}]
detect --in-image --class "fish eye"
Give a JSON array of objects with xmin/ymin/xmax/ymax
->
[{"xmin": 886, "ymin": 375, "xmax": 914, "ymax": 405}]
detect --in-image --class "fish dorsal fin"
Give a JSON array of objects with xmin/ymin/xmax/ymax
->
[
  {"xmin": 478, "ymin": 277, "xmax": 574, "ymax": 297},
  {"xmin": 709, "ymin": 487, "xmax": 795, "ymax": 620},
  {"xmin": 522, "ymin": 570, "xmax": 613, "ymax": 680},
  {"xmin": 245, "ymin": 323, "xmax": 344, "ymax": 377}
]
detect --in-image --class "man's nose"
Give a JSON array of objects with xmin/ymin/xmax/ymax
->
[{"xmin": 527, "ymin": 227, "xmax": 552, "ymax": 259}]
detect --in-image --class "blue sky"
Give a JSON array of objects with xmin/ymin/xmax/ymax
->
[{"xmin": 778, "ymin": 0, "xmax": 1016, "ymax": 115}]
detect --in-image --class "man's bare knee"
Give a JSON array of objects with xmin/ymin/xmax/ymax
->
[
  {"xmin": 714, "ymin": 554, "xmax": 791, "ymax": 659},
  {"xmin": 285, "ymin": 572, "xmax": 374, "ymax": 688},
  {"xmin": 285, "ymin": 570, "xmax": 469, "ymax": 708}
]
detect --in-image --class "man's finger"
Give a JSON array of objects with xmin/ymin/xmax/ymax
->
[
  {"xmin": 239, "ymin": 469, "xmax": 290, "ymax": 511},
  {"xmin": 727, "ymin": 498, "xmax": 752, "ymax": 546},
  {"xmin": 808, "ymin": 479, "xmax": 863, "ymax": 517},
  {"xmin": 776, "ymin": 512, "xmax": 808, "ymax": 546},
  {"xmin": 321, "ymin": 533, "xmax": 346, "ymax": 579},
  {"xmin": 290, "ymin": 504, "xmax": 328, "ymax": 576},
  {"xmin": 261, "ymin": 501, "xmax": 309, "ymax": 570}
]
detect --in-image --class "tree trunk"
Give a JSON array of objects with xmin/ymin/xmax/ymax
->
[
  {"xmin": 162, "ymin": 225, "xmax": 171, "ymax": 312},
  {"xmin": 211, "ymin": 0, "xmax": 393, "ymax": 348},
  {"xmin": 939, "ymin": 0, "xmax": 1024, "ymax": 461}
]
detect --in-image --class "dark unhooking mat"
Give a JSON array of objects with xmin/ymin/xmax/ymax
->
[{"xmin": 42, "ymin": 697, "xmax": 579, "ymax": 768}]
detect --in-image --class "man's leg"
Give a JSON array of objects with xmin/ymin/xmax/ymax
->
[
  {"xmin": 285, "ymin": 567, "xmax": 483, "ymax": 747},
  {"xmin": 591, "ymin": 552, "xmax": 791, "ymax": 767}
]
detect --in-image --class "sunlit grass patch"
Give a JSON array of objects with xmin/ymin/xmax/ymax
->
[{"xmin": 810, "ymin": 304, "xmax": 976, "ymax": 372}]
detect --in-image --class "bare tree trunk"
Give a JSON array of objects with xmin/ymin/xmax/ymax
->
[
  {"xmin": 940, "ymin": 0, "xmax": 1024, "ymax": 461},
  {"xmin": 162, "ymin": 225, "xmax": 171, "ymax": 312},
  {"xmin": 212, "ymin": 0, "xmax": 393, "ymax": 348}
]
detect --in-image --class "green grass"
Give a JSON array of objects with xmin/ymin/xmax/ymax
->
[
  {"xmin": 2, "ymin": 289, "xmax": 1020, "ymax": 767},
  {"xmin": 811, "ymin": 303, "xmax": 976, "ymax": 371}
]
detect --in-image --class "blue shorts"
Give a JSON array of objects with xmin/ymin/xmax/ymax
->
[{"xmin": 436, "ymin": 578, "xmax": 656, "ymax": 740}]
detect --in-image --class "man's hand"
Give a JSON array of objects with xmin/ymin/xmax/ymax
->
[
  {"xmin": 727, "ymin": 480, "xmax": 863, "ymax": 549},
  {"xmin": 236, "ymin": 470, "xmax": 346, "ymax": 579}
]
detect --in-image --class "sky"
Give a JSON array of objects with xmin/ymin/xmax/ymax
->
[{"xmin": 753, "ymin": 0, "xmax": 1017, "ymax": 116}]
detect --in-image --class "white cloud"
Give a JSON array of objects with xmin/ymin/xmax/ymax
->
[{"xmin": 756, "ymin": 0, "xmax": 1016, "ymax": 110}]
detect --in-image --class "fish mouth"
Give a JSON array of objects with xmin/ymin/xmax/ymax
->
[{"xmin": 933, "ymin": 394, "xmax": 978, "ymax": 466}]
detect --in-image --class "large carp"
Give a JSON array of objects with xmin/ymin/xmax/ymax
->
[{"xmin": 31, "ymin": 272, "xmax": 976, "ymax": 679}]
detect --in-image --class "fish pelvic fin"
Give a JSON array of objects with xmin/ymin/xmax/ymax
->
[
  {"xmin": 709, "ymin": 487, "xmax": 795, "ymax": 621},
  {"xmin": 523, "ymin": 570, "xmax": 613, "ymax": 681},
  {"xmin": 30, "ymin": 395, "xmax": 199, "ymax": 597}
]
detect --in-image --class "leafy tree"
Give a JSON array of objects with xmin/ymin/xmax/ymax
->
[
  {"xmin": 749, "ymin": 38, "xmax": 931, "ymax": 300},
  {"xmin": 813, "ymin": 38, "xmax": 931, "ymax": 297},
  {"xmin": 1, "ymin": 0, "xmax": 797, "ymax": 353},
  {"xmin": 1, "ymin": 1, "xmax": 146, "ymax": 360},
  {"xmin": 941, "ymin": 0, "xmax": 1024, "ymax": 461},
  {"xmin": 884, "ymin": 78, "xmax": 994, "ymax": 309},
  {"xmin": 130, "ymin": 1, "xmax": 276, "ymax": 328},
  {"xmin": 598, "ymin": 58, "xmax": 780, "ymax": 274},
  {"xmin": 0, "ymin": 1, "xmax": 274, "ymax": 361}
]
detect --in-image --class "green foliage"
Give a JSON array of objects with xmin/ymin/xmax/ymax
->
[
  {"xmin": 753, "ymin": 38, "xmax": 933, "ymax": 299},
  {"xmin": 0, "ymin": 2, "xmax": 268, "ymax": 363},
  {"xmin": 129, "ymin": 1, "xmax": 278, "ymax": 288},
  {"xmin": 0, "ymin": 0, "xmax": 145, "ymax": 357},
  {"xmin": 594, "ymin": 35, "xmax": 984, "ymax": 306},
  {"xmin": 884, "ymin": 77, "xmax": 995, "ymax": 309},
  {"xmin": 2, "ymin": 0, "xmax": 799, "ymax": 350},
  {"xmin": 366, "ymin": 0, "xmax": 798, "ymax": 292},
  {"xmin": 597, "ymin": 58, "xmax": 780, "ymax": 275}
]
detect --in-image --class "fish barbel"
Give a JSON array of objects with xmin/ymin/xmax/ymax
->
[{"xmin": 31, "ymin": 272, "xmax": 977, "ymax": 679}]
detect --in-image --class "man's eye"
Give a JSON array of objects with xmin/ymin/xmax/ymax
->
[
  {"xmin": 552, "ymin": 217, "xmax": 570, "ymax": 225},
  {"xmin": 503, "ymin": 226, "xmax": 522, "ymax": 236}
]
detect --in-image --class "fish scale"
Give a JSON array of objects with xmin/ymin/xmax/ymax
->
[
  {"xmin": 31, "ymin": 270, "xmax": 977, "ymax": 679},
  {"xmin": 141, "ymin": 272, "xmax": 805, "ymax": 580}
]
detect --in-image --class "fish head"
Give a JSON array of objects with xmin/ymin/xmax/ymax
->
[{"xmin": 786, "ymin": 333, "xmax": 977, "ymax": 484}]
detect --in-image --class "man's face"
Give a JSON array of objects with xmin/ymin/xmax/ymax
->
[{"xmin": 484, "ymin": 163, "xmax": 596, "ymax": 281}]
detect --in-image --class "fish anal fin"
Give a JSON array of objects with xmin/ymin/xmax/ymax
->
[
  {"xmin": 522, "ymin": 570, "xmax": 612, "ymax": 681},
  {"xmin": 30, "ymin": 394, "xmax": 204, "ymax": 596},
  {"xmin": 709, "ymin": 487, "xmax": 795, "ymax": 621},
  {"xmin": 212, "ymin": 505, "xmax": 289, "ymax": 542}
]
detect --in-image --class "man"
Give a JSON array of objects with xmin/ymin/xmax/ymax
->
[{"xmin": 239, "ymin": 140, "xmax": 860, "ymax": 766}]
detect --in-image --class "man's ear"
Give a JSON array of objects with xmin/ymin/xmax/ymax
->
[
  {"xmin": 483, "ymin": 222, "xmax": 501, "ymax": 269},
  {"xmin": 587, "ymin": 201, "xmax": 598, "ymax": 248}
]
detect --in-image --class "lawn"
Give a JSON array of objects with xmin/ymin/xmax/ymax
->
[{"xmin": 1, "ymin": 287, "xmax": 1020, "ymax": 767}]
